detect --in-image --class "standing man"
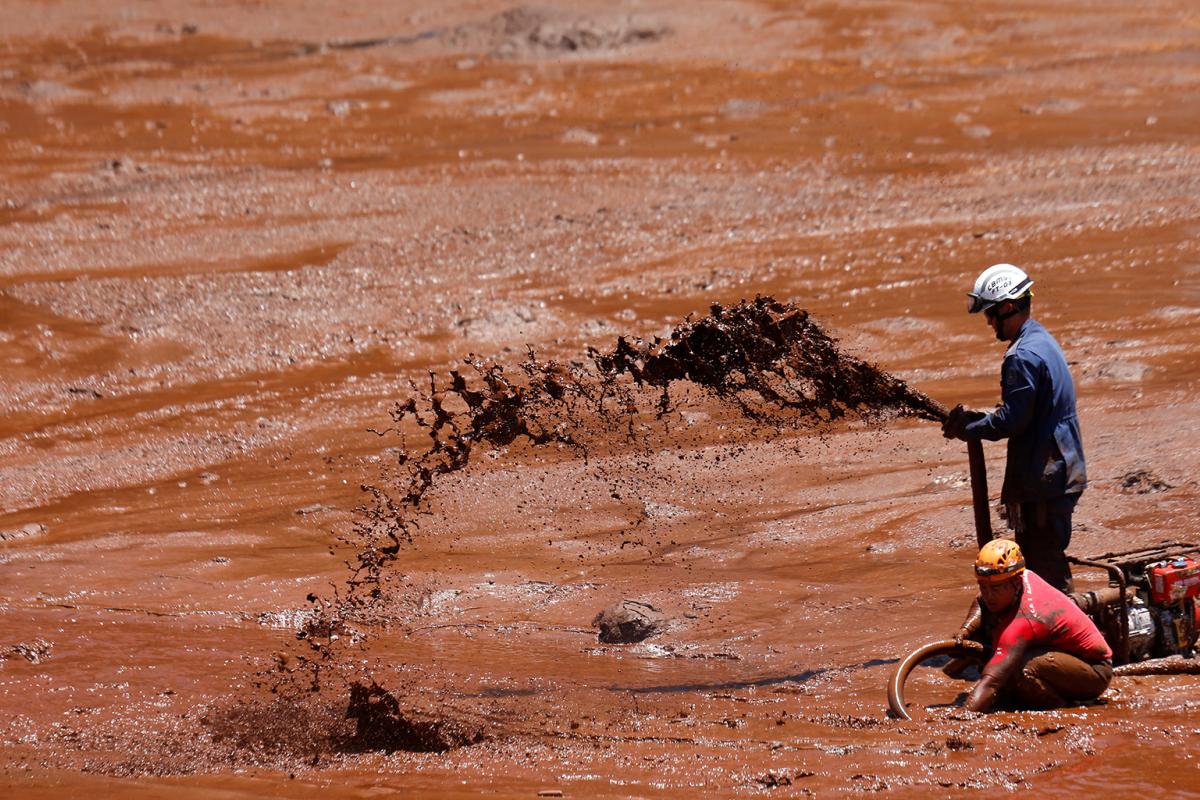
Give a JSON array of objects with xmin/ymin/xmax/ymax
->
[{"xmin": 942, "ymin": 264, "xmax": 1086, "ymax": 592}]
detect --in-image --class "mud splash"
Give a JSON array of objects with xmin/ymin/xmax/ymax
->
[
  {"xmin": 207, "ymin": 682, "xmax": 483, "ymax": 761},
  {"xmin": 69, "ymin": 689, "xmax": 479, "ymax": 776},
  {"xmin": 383, "ymin": 296, "xmax": 941, "ymax": 524},
  {"xmin": 591, "ymin": 296, "xmax": 945, "ymax": 423},
  {"xmin": 265, "ymin": 296, "xmax": 946, "ymax": 750},
  {"xmin": 344, "ymin": 681, "xmax": 486, "ymax": 753}
]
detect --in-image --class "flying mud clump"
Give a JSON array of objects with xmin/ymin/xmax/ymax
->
[
  {"xmin": 266, "ymin": 295, "xmax": 943, "ymax": 752},
  {"xmin": 591, "ymin": 295, "xmax": 944, "ymax": 423},
  {"xmin": 344, "ymin": 296, "xmax": 941, "ymax": 614}
]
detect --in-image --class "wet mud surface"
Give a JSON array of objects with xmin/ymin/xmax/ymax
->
[{"xmin": 3, "ymin": 0, "xmax": 1200, "ymax": 796}]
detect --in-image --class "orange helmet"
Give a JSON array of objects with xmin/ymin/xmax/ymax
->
[{"xmin": 974, "ymin": 539, "xmax": 1025, "ymax": 584}]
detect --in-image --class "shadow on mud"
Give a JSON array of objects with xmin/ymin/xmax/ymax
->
[
  {"xmin": 612, "ymin": 657, "xmax": 899, "ymax": 694},
  {"xmin": 454, "ymin": 658, "xmax": 901, "ymax": 697}
]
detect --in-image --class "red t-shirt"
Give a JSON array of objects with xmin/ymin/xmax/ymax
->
[{"xmin": 986, "ymin": 570, "xmax": 1112, "ymax": 673}]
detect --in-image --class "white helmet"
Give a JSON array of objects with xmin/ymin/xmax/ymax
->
[{"xmin": 967, "ymin": 263, "xmax": 1034, "ymax": 314}]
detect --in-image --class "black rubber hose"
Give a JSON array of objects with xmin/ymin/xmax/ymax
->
[{"xmin": 888, "ymin": 639, "xmax": 987, "ymax": 720}]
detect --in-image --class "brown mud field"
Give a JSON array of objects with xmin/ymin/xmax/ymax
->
[{"xmin": 3, "ymin": 1, "xmax": 1200, "ymax": 796}]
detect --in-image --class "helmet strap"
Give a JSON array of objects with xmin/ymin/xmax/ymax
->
[
  {"xmin": 994, "ymin": 304, "xmax": 1022, "ymax": 323},
  {"xmin": 990, "ymin": 301, "xmax": 1025, "ymax": 341}
]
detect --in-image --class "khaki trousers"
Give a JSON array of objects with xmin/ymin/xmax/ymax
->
[{"xmin": 1008, "ymin": 647, "xmax": 1113, "ymax": 710}]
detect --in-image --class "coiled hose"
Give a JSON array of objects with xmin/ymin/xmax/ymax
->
[{"xmin": 887, "ymin": 638, "xmax": 987, "ymax": 720}]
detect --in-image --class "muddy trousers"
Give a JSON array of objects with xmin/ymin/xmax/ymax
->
[
  {"xmin": 1007, "ymin": 647, "xmax": 1113, "ymax": 710},
  {"xmin": 1006, "ymin": 494, "xmax": 1080, "ymax": 593}
]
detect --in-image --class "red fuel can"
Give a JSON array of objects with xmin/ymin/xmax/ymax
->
[{"xmin": 1149, "ymin": 557, "xmax": 1200, "ymax": 604}]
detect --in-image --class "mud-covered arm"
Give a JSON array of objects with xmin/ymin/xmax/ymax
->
[
  {"xmin": 963, "ymin": 355, "xmax": 1038, "ymax": 442},
  {"xmin": 954, "ymin": 598, "xmax": 983, "ymax": 643},
  {"xmin": 965, "ymin": 633, "xmax": 1030, "ymax": 712}
]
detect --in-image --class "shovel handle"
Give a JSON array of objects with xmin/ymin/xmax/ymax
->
[
  {"xmin": 966, "ymin": 439, "xmax": 992, "ymax": 548},
  {"xmin": 928, "ymin": 401, "xmax": 993, "ymax": 548}
]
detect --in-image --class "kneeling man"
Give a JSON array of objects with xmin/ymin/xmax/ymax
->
[{"xmin": 957, "ymin": 539, "xmax": 1112, "ymax": 712}]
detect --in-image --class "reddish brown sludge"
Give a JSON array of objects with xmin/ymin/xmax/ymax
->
[{"xmin": 2, "ymin": 1, "xmax": 1199, "ymax": 796}]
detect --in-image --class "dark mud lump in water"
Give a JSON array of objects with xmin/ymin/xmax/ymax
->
[{"xmin": 592, "ymin": 599, "xmax": 667, "ymax": 643}]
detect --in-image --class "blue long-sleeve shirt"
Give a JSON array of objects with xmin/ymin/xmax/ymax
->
[{"xmin": 964, "ymin": 318, "xmax": 1086, "ymax": 504}]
